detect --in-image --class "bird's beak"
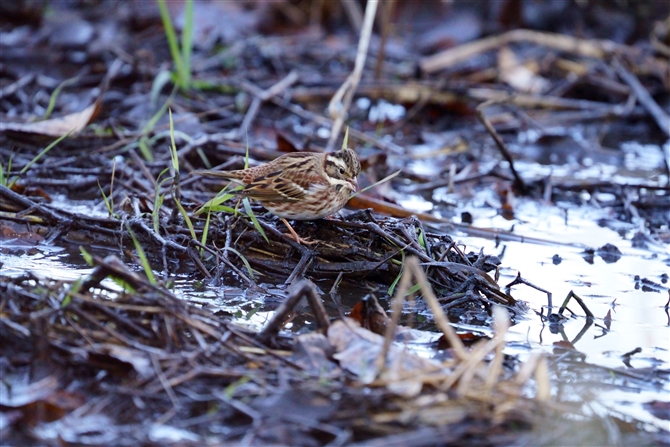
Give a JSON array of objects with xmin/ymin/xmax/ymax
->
[{"xmin": 349, "ymin": 177, "xmax": 358, "ymax": 192}]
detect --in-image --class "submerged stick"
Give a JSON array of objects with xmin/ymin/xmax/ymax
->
[{"xmin": 257, "ymin": 279, "xmax": 329, "ymax": 342}]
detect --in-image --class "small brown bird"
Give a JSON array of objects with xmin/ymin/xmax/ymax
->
[{"xmin": 192, "ymin": 148, "xmax": 361, "ymax": 241}]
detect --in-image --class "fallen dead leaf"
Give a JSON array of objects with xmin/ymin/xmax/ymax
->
[{"xmin": 0, "ymin": 99, "xmax": 101, "ymax": 137}]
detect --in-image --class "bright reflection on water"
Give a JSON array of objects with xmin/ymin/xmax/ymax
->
[
  {"xmin": 450, "ymin": 197, "xmax": 670, "ymax": 429},
  {"xmin": 49, "ymin": 194, "xmax": 111, "ymax": 218},
  {"xmin": 0, "ymin": 246, "xmax": 89, "ymax": 281}
]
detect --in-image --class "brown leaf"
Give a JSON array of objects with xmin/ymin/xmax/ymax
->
[
  {"xmin": 328, "ymin": 318, "xmax": 444, "ymax": 396},
  {"xmin": 553, "ymin": 340, "xmax": 577, "ymax": 352},
  {"xmin": 275, "ymin": 131, "xmax": 299, "ymax": 153},
  {"xmin": 348, "ymin": 295, "xmax": 390, "ymax": 335},
  {"xmin": 0, "ymin": 222, "xmax": 45, "ymax": 244},
  {"xmin": 0, "ymin": 99, "xmax": 101, "ymax": 137}
]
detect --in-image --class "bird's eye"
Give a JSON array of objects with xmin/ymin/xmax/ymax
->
[{"xmin": 339, "ymin": 168, "xmax": 345, "ymax": 175}]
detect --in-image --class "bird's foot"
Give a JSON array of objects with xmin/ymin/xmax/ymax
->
[{"xmin": 281, "ymin": 218, "xmax": 319, "ymax": 246}]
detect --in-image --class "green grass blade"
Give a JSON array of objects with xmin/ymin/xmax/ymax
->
[
  {"xmin": 153, "ymin": 168, "xmax": 171, "ymax": 233},
  {"xmin": 127, "ymin": 224, "xmax": 156, "ymax": 285},
  {"xmin": 62, "ymin": 278, "xmax": 82, "ymax": 307},
  {"xmin": 342, "ymin": 125, "xmax": 350, "ymax": 149},
  {"xmin": 149, "ymin": 129, "xmax": 193, "ymax": 146},
  {"xmin": 200, "ymin": 209, "xmax": 211, "ymax": 257},
  {"xmin": 175, "ymin": 197, "xmax": 197, "ymax": 241},
  {"xmin": 168, "ymin": 109, "xmax": 179, "ymax": 172},
  {"xmin": 2, "ymin": 157, "xmax": 13, "ymax": 187},
  {"xmin": 244, "ymin": 131, "xmax": 250, "ymax": 169},
  {"xmin": 181, "ymin": 0, "xmax": 193, "ymax": 87},
  {"xmin": 237, "ymin": 138, "xmax": 269, "ymax": 242},
  {"xmin": 202, "ymin": 205, "xmax": 237, "ymax": 214},
  {"xmin": 406, "ymin": 283, "xmax": 421, "ymax": 296},
  {"xmin": 141, "ymin": 84, "xmax": 177, "ymax": 142},
  {"xmin": 197, "ymin": 184, "xmax": 241, "ymax": 213},
  {"xmin": 43, "ymin": 76, "xmax": 80, "ymax": 120},
  {"xmin": 151, "ymin": 70, "xmax": 173, "ymax": 108},
  {"xmin": 157, "ymin": 0, "xmax": 184, "ymax": 88},
  {"xmin": 97, "ymin": 180, "xmax": 115, "ymax": 217},
  {"xmin": 387, "ymin": 249, "xmax": 406, "ymax": 296},
  {"xmin": 79, "ymin": 246, "xmax": 94, "ymax": 266},
  {"xmin": 196, "ymin": 147, "xmax": 211, "ymax": 169},
  {"xmin": 223, "ymin": 246, "xmax": 255, "ymax": 280},
  {"xmin": 137, "ymin": 87, "xmax": 176, "ymax": 162},
  {"xmin": 145, "ymin": 86, "xmax": 177, "ymax": 134},
  {"xmin": 243, "ymin": 197, "xmax": 269, "ymax": 244},
  {"xmin": 19, "ymin": 131, "xmax": 71, "ymax": 176},
  {"xmin": 224, "ymin": 376, "xmax": 250, "ymax": 398},
  {"xmin": 138, "ymin": 137, "xmax": 154, "ymax": 162},
  {"xmin": 153, "ymin": 193, "xmax": 164, "ymax": 233},
  {"xmin": 244, "ymin": 306, "xmax": 259, "ymax": 320}
]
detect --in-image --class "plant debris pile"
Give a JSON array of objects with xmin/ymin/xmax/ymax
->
[
  {"xmin": 189, "ymin": 206, "xmax": 519, "ymax": 313},
  {"xmin": 1, "ymin": 171, "xmax": 519, "ymax": 321},
  {"xmin": 0, "ymin": 258, "xmax": 621, "ymax": 447}
]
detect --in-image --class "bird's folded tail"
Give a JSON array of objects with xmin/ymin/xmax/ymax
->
[{"xmin": 191, "ymin": 170, "xmax": 242, "ymax": 181}]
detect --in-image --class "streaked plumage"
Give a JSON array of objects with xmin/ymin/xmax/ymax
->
[{"xmin": 192, "ymin": 148, "xmax": 361, "ymax": 220}]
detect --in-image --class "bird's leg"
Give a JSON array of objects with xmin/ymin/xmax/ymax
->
[{"xmin": 280, "ymin": 218, "xmax": 318, "ymax": 245}]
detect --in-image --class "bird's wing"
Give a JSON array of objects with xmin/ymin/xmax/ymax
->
[{"xmin": 241, "ymin": 169, "xmax": 327, "ymax": 202}]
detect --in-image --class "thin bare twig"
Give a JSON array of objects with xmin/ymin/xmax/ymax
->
[
  {"xmin": 327, "ymin": 0, "xmax": 379, "ymax": 151},
  {"xmin": 420, "ymin": 29, "xmax": 657, "ymax": 74},
  {"xmin": 612, "ymin": 57, "xmax": 670, "ymax": 138},
  {"xmin": 476, "ymin": 99, "xmax": 528, "ymax": 194},
  {"xmin": 377, "ymin": 257, "xmax": 467, "ymax": 373},
  {"xmin": 237, "ymin": 70, "xmax": 300, "ymax": 139}
]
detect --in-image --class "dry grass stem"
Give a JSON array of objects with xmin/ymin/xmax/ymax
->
[{"xmin": 327, "ymin": 0, "xmax": 378, "ymax": 150}]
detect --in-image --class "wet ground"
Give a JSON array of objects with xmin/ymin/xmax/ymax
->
[
  {"xmin": 3, "ymin": 155, "xmax": 669, "ymax": 436},
  {"xmin": 2, "ymin": 1, "xmax": 670, "ymax": 445}
]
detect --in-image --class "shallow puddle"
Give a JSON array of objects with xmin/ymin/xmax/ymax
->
[{"xmin": 447, "ymin": 194, "xmax": 669, "ymax": 430}]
